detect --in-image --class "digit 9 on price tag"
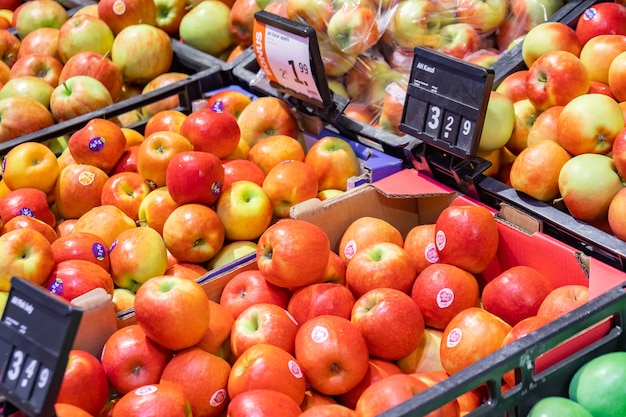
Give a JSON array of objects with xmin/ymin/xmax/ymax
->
[
  {"xmin": 1, "ymin": 277, "xmax": 82, "ymax": 417},
  {"xmin": 400, "ymin": 47, "xmax": 494, "ymax": 158},
  {"xmin": 253, "ymin": 10, "xmax": 333, "ymax": 109}
]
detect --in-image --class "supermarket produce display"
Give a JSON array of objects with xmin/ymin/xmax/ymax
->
[{"xmin": 3, "ymin": 0, "xmax": 626, "ymax": 416}]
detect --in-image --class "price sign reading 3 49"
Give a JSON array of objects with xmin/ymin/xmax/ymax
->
[{"xmin": 253, "ymin": 11, "xmax": 329, "ymax": 106}]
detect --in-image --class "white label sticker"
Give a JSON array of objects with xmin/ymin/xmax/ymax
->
[
  {"xmin": 435, "ymin": 230, "xmax": 446, "ymax": 251},
  {"xmin": 424, "ymin": 242, "xmax": 439, "ymax": 263},
  {"xmin": 288, "ymin": 360, "xmax": 304, "ymax": 379},
  {"xmin": 436, "ymin": 288, "xmax": 454, "ymax": 308},
  {"xmin": 311, "ymin": 325, "xmax": 329, "ymax": 343},
  {"xmin": 210, "ymin": 388, "xmax": 227, "ymax": 407},
  {"xmin": 343, "ymin": 240, "xmax": 357, "ymax": 260},
  {"xmin": 446, "ymin": 328, "xmax": 462, "ymax": 348},
  {"xmin": 135, "ymin": 385, "xmax": 158, "ymax": 396}
]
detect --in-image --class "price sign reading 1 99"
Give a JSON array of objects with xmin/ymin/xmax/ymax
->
[{"xmin": 253, "ymin": 18, "xmax": 323, "ymax": 104}]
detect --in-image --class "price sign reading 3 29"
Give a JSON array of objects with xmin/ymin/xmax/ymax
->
[{"xmin": 253, "ymin": 15, "xmax": 324, "ymax": 104}]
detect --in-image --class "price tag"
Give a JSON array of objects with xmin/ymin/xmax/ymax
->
[
  {"xmin": 400, "ymin": 47, "xmax": 494, "ymax": 159},
  {"xmin": 253, "ymin": 10, "xmax": 333, "ymax": 109},
  {"xmin": 0, "ymin": 277, "xmax": 82, "ymax": 417}
]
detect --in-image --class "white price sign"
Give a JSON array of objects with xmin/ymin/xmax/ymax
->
[{"xmin": 253, "ymin": 17, "xmax": 324, "ymax": 104}]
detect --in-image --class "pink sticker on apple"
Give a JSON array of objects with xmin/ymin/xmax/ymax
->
[
  {"xmin": 435, "ymin": 230, "xmax": 446, "ymax": 251},
  {"xmin": 88, "ymin": 136, "xmax": 105, "ymax": 152},
  {"xmin": 210, "ymin": 389, "xmax": 227, "ymax": 407},
  {"xmin": 437, "ymin": 288, "xmax": 454, "ymax": 308},
  {"xmin": 288, "ymin": 360, "xmax": 304, "ymax": 379},
  {"xmin": 311, "ymin": 325, "xmax": 329, "ymax": 344},
  {"xmin": 78, "ymin": 171, "xmax": 95, "ymax": 186},
  {"xmin": 424, "ymin": 242, "xmax": 439, "ymax": 263},
  {"xmin": 343, "ymin": 240, "xmax": 357, "ymax": 260},
  {"xmin": 135, "ymin": 385, "xmax": 158, "ymax": 396},
  {"xmin": 92, "ymin": 242, "xmax": 107, "ymax": 261},
  {"xmin": 112, "ymin": 0, "xmax": 126, "ymax": 15},
  {"xmin": 446, "ymin": 328, "xmax": 462, "ymax": 348}
]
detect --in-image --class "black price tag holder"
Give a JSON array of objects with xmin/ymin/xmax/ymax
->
[
  {"xmin": 252, "ymin": 10, "xmax": 348, "ymax": 125},
  {"xmin": 400, "ymin": 47, "xmax": 494, "ymax": 197},
  {"xmin": 0, "ymin": 277, "xmax": 82, "ymax": 417}
]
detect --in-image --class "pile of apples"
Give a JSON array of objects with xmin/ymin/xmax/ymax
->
[
  {"xmin": 0, "ymin": 0, "xmax": 199, "ymax": 143},
  {"xmin": 0, "ymin": 87, "xmax": 365, "ymax": 315},
  {"xmin": 40, "ymin": 194, "xmax": 592, "ymax": 417},
  {"xmin": 475, "ymin": 1, "xmax": 626, "ymax": 243}
]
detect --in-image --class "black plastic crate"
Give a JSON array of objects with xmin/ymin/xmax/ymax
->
[{"xmin": 376, "ymin": 282, "xmax": 626, "ymax": 417}]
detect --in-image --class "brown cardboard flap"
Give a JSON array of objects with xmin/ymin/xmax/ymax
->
[
  {"xmin": 496, "ymin": 203, "xmax": 542, "ymax": 235},
  {"xmin": 71, "ymin": 288, "xmax": 117, "ymax": 358},
  {"xmin": 291, "ymin": 183, "xmax": 458, "ymax": 252}
]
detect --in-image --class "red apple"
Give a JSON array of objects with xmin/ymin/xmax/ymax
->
[
  {"xmin": 338, "ymin": 216, "xmax": 404, "ymax": 265},
  {"xmin": 0, "ymin": 95, "xmax": 54, "ymax": 142},
  {"xmin": 1, "ymin": 215, "xmax": 57, "ymax": 244},
  {"xmin": 304, "ymin": 136, "xmax": 360, "ymax": 192},
  {"xmin": 222, "ymin": 158, "xmax": 266, "ymax": 190},
  {"xmin": 0, "ymin": 228, "xmax": 54, "ymax": 291},
  {"xmin": 557, "ymin": 93, "xmax": 624, "ymax": 156},
  {"xmin": 218, "ymin": 269, "xmax": 292, "ymax": 320},
  {"xmin": 179, "ymin": 108, "xmax": 241, "ymax": 159},
  {"xmin": 440, "ymin": 307, "xmax": 512, "ymax": 375},
  {"xmin": 154, "ymin": 0, "xmax": 186, "ymax": 36},
  {"xmin": 59, "ymin": 51, "xmax": 124, "ymax": 102},
  {"xmin": 237, "ymin": 96, "xmax": 300, "ymax": 148},
  {"xmin": 139, "ymin": 72, "xmax": 188, "ymax": 119},
  {"xmin": 136, "ymin": 186, "xmax": 180, "ymax": 236},
  {"xmin": 247, "ymin": 134, "xmax": 306, "ymax": 175},
  {"xmin": 434, "ymin": 22, "xmax": 482, "ymax": 59},
  {"xmin": 136, "ymin": 130, "xmax": 193, "ymax": 189},
  {"xmin": 294, "ymin": 315, "xmax": 370, "ymax": 396},
  {"xmin": 55, "ymin": 403, "xmax": 95, "ymax": 417},
  {"xmin": 17, "ymin": 27, "xmax": 60, "ymax": 60},
  {"xmin": 257, "ymin": 218, "xmax": 331, "ymax": 289},
  {"xmin": 111, "ymin": 384, "xmax": 191, "ymax": 417},
  {"xmin": 579, "ymin": 34, "xmax": 626, "ymax": 86},
  {"xmin": 165, "ymin": 150, "xmax": 225, "ymax": 206},
  {"xmin": 71, "ymin": 204, "xmax": 137, "ymax": 248},
  {"xmin": 351, "ymin": 287, "xmax": 425, "ymax": 360},
  {"xmin": 143, "ymin": 109, "xmax": 187, "ymax": 136},
  {"xmin": 482, "ymin": 265, "xmax": 554, "ymax": 326},
  {"xmin": 335, "ymin": 358, "xmax": 402, "ymax": 411},
  {"xmin": 205, "ymin": 88, "xmax": 253, "ymax": 120},
  {"xmin": 434, "ymin": 204, "xmax": 499, "ymax": 274},
  {"xmin": 160, "ymin": 347, "xmax": 231, "ymax": 417},
  {"xmin": 345, "ymin": 241, "xmax": 417, "ymax": 299},
  {"xmin": 226, "ymin": 389, "xmax": 302, "ymax": 417},
  {"xmin": 609, "ymin": 186, "xmax": 626, "ymax": 240},
  {"xmin": 161, "ymin": 203, "xmax": 225, "ymax": 264},
  {"xmin": 133, "ymin": 274, "xmax": 211, "ymax": 351},
  {"xmin": 353, "ymin": 373, "xmax": 431, "ymax": 417},
  {"xmin": 68, "ymin": 118, "xmax": 127, "ymax": 174},
  {"xmin": 111, "ymin": 145, "xmax": 140, "ymax": 174},
  {"xmin": 56, "ymin": 350, "xmax": 109, "ymax": 416},
  {"xmin": 410, "ymin": 262, "xmax": 480, "ymax": 330},
  {"xmin": 495, "ymin": 69, "xmax": 529, "ymax": 103},
  {"xmin": 575, "ymin": 2, "xmax": 626, "ymax": 46},
  {"xmin": 51, "ymin": 232, "xmax": 110, "ymax": 272},
  {"xmin": 525, "ymin": 50, "xmax": 590, "ymax": 111},
  {"xmin": 300, "ymin": 404, "xmax": 357, "ymax": 417},
  {"xmin": 608, "ymin": 50, "xmax": 626, "ymax": 102},
  {"xmin": 97, "ymin": 0, "xmax": 157, "ymax": 35},
  {"xmin": 47, "ymin": 259, "xmax": 114, "ymax": 302},
  {"xmin": 262, "ymin": 159, "xmax": 319, "ymax": 218},
  {"xmin": 100, "ymin": 171, "xmax": 152, "ymax": 221},
  {"xmin": 101, "ymin": 324, "xmax": 173, "ymax": 395},
  {"xmin": 0, "ymin": 187, "xmax": 56, "ymax": 227},
  {"xmin": 536, "ymin": 284, "xmax": 590, "ymax": 321},
  {"xmin": 287, "ymin": 282, "xmax": 355, "ymax": 325},
  {"xmin": 228, "ymin": 343, "xmax": 307, "ymax": 405},
  {"xmin": 9, "ymin": 53, "xmax": 63, "ymax": 87},
  {"xmin": 194, "ymin": 299, "xmax": 234, "ymax": 358},
  {"xmin": 0, "ymin": 28, "xmax": 20, "ymax": 67},
  {"xmin": 230, "ymin": 302, "xmax": 300, "ymax": 358},
  {"xmin": 403, "ymin": 223, "xmax": 438, "ymax": 275},
  {"xmin": 326, "ymin": 4, "xmax": 379, "ymax": 56},
  {"xmin": 54, "ymin": 163, "xmax": 110, "ymax": 220}
]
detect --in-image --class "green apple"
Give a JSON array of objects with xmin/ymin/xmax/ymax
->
[
  {"xmin": 49, "ymin": 75, "xmax": 113, "ymax": 122},
  {"xmin": 178, "ymin": 0, "xmax": 235, "ymax": 57},
  {"xmin": 0, "ymin": 75, "xmax": 54, "ymax": 108},
  {"xmin": 57, "ymin": 14, "xmax": 115, "ymax": 64},
  {"xmin": 111, "ymin": 24, "xmax": 173, "ymax": 85},
  {"xmin": 215, "ymin": 180, "xmax": 274, "ymax": 241},
  {"xmin": 207, "ymin": 240, "xmax": 257, "ymax": 270},
  {"xmin": 14, "ymin": 0, "xmax": 68, "ymax": 39},
  {"xmin": 527, "ymin": 397, "xmax": 593, "ymax": 417},
  {"xmin": 154, "ymin": 0, "xmax": 187, "ymax": 36},
  {"xmin": 569, "ymin": 351, "xmax": 626, "ymax": 417},
  {"xmin": 386, "ymin": 0, "xmax": 441, "ymax": 49},
  {"xmin": 478, "ymin": 90, "xmax": 515, "ymax": 152},
  {"xmin": 326, "ymin": 4, "xmax": 380, "ymax": 56}
]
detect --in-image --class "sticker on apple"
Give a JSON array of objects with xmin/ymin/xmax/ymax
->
[
  {"xmin": 344, "ymin": 240, "xmax": 357, "ymax": 260},
  {"xmin": 288, "ymin": 360, "xmax": 304, "ymax": 379},
  {"xmin": 424, "ymin": 242, "xmax": 439, "ymax": 263},
  {"xmin": 446, "ymin": 328, "xmax": 462, "ymax": 348},
  {"xmin": 435, "ymin": 230, "xmax": 446, "ymax": 251},
  {"xmin": 437, "ymin": 288, "xmax": 454, "ymax": 308},
  {"xmin": 135, "ymin": 385, "xmax": 158, "ymax": 396},
  {"xmin": 210, "ymin": 389, "xmax": 227, "ymax": 407},
  {"xmin": 311, "ymin": 325, "xmax": 329, "ymax": 344}
]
